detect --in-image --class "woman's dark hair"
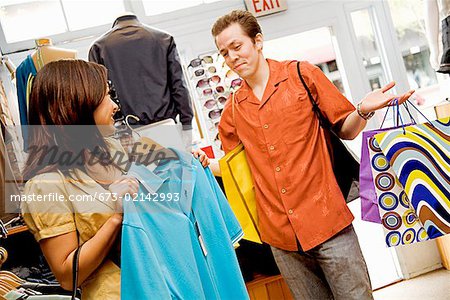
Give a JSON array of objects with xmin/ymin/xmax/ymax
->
[
  {"xmin": 211, "ymin": 10, "xmax": 262, "ymax": 42},
  {"xmin": 24, "ymin": 59, "xmax": 111, "ymax": 179}
]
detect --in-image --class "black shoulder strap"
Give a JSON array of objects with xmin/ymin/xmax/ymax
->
[
  {"xmin": 71, "ymin": 239, "xmax": 83, "ymax": 299},
  {"xmin": 296, "ymin": 61, "xmax": 330, "ymax": 129}
]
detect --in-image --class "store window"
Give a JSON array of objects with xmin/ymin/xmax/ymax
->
[
  {"xmin": 350, "ymin": 9, "xmax": 387, "ymax": 91},
  {"xmin": 263, "ymin": 27, "xmax": 349, "ymax": 96},
  {"xmin": 142, "ymin": 0, "xmax": 222, "ymax": 16},
  {"xmin": 0, "ymin": 0, "xmax": 125, "ymax": 43},
  {"xmin": 388, "ymin": 0, "xmax": 438, "ymax": 90},
  {"xmin": 0, "ymin": 1, "xmax": 66, "ymax": 43},
  {"xmin": 60, "ymin": 1, "xmax": 125, "ymax": 31}
]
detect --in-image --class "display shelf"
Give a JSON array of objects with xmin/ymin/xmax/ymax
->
[
  {"xmin": 246, "ymin": 274, "xmax": 293, "ymax": 300},
  {"xmin": 183, "ymin": 52, "xmax": 242, "ymax": 159}
]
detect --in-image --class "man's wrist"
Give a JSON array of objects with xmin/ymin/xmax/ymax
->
[{"xmin": 357, "ymin": 102, "xmax": 375, "ymax": 120}]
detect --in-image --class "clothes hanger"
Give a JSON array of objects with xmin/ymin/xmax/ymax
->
[
  {"xmin": 0, "ymin": 248, "xmax": 7, "ymax": 268},
  {"xmin": 0, "ymin": 279, "xmax": 17, "ymax": 291},
  {"xmin": 0, "ymin": 275, "xmax": 21, "ymax": 288},
  {"xmin": 0, "ymin": 289, "xmax": 8, "ymax": 299},
  {"xmin": 0, "ymin": 221, "xmax": 7, "ymax": 239},
  {"xmin": 0, "ymin": 282, "xmax": 12, "ymax": 298},
  {"xmin": 0, "ymin": 271, "xmax": 25, "ymax": 285}
]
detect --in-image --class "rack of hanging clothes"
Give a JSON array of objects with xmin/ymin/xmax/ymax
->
[
  {"xmin": 0, "ymin": 56, "xmax": 23, "ymax": 223},
  {"xmin": 1, "ymin": 55, "xmax": 21, "ymax": 132},
  {"xmin": 0, "ymin": 256, "xmax": 77, "ymax": 299},
  {"xmin": 0, "ymin": 217, "xmax": 73, "ymax": 299}
]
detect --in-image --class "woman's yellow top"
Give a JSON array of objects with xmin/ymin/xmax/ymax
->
[{"xmin": 21, "ymin": 138, "xmax": 127, "ymax": 299}]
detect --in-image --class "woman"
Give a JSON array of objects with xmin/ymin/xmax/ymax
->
[{"xmin": 21, "ymin": 59, "xmax": 208, "ymax": 299}]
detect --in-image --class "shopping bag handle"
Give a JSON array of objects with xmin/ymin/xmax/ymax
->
[{"xmin": 380, "ymin": 98, "xmax": 435, "ymax": 131}]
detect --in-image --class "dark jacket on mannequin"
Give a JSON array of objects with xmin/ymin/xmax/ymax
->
[{"xmin": 89, "ymin": 14, "xmax": 193, "ymax": 129}]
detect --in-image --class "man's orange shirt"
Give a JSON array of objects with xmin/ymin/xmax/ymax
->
[{"xmin": 219, "ymin": 60, "xmax": 356, "ymax": 251}]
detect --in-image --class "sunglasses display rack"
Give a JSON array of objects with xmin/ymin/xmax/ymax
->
[{"xmin": 184, "ymin": 52, "xmax": 242, "ymax": 158}]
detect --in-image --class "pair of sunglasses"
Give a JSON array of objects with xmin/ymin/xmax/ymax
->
[
  {"xmin": 196, "ymin": 75, "xmax": 221, "ymax": 88},
  {"xmin": 225, "ymin": 69, "xmax": 238, "ymax": 78},
  {"xmin": 202, "ymin": 85, "xmax": 225, "ymax": 97},
  {"xmin": 214, "ymin": 132, "xmax": 222, "ymax": 148},
  {"xmin": 192, "ymin": 66, "xmax": 217, "ymax": 77},
  {"xmin": 208, "ymin": 120, "xmax": 220, "ymax": 131},
  {"xmin": 189, "ymin": 55, "xmax": 214, "ymax": 68},
  {"xmin": 230, "ymin": 78, "xmax": 243, "ymax": 89},
  {"xmin": 208, "ymin": 108, "xmax": 223, "ymax": 120},
  {"xmin": 203, "ymin": 96, "xmax": 227, "ymax": 109}
]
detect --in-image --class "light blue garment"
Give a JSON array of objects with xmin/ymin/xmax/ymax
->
[{"xmin": 121, "ymin": 151, "xmax": 248, "ymax": 300}]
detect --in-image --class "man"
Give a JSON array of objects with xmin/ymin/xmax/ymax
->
[{"xmin": 212, "ymin": 10, "xmax": 414, "ymax": 300}]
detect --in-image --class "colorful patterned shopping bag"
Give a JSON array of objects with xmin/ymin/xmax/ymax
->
[
  {"xmin": 375, "ymin": 117, "xmax": 450, "ymax": 239},
  {"xmin": 360, "ymin": 126, "xmax": 410, "ymax": 224},
  {"xmin": 368, "ymin": 136, "xmax": 429, "ymax": 246}
]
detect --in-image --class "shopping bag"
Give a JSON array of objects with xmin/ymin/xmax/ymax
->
[
  {"xmin": 360, "ymin": 98, "xmax": 419, "ymax": 224},
  {"xmin": 360, "ymin": 129, "xmax": 387, "ymax": 223},
  {"xmin": 375, "ymin": 117, "xmax": 450, "ymax": 239},
  {"xmin": 360, "ymin": 125, "xmax": 413, "ymax": 223},
  {"xmin": 368, "ymin": 135, "xmax": 429, "ymax": 246},
  {"xmin": 219, "ymin": 143, "xmax": 261, "ymax": 244},
  {"xmin": 219, "ymin": 92, "xmax": 261, "ymax": 244}
]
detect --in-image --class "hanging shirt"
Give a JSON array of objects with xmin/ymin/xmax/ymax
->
[
  {"xmin": 88, "ymin": 15, "xmax": 193, "ymax": 129},
  {"xmin": 16, "ymin": 55, "xmax": 37, "ymax": 127},
  {"xmin": 16, "ymin": 55, "xmax": 37, "ymax": 149},
  {"xmin": 121, "ymin": 151, "xmax": 248, "ymax": 300},
  {"xmin": 219, "ymin": 60, "xmax": 356, "ymax": 251}
]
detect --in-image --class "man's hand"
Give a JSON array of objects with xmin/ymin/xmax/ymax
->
[
  {"xmin": 192, "ymin": 148, "xmax": 210, "ymax": 167},
  {"xmin": 359, "ymin": 81, "xmax": 414, "ymax": 115}
]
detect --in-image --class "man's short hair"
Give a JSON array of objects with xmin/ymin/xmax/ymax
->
[{"xmin": 211, "ymin": 10, "xmax": 262, "ymax": 42}]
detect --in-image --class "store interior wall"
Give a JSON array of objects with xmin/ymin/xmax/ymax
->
[
  {"xmin": 4, "ymin": 1, "xmax": 246, "ymax": 66},
  {"xmin": 1, "ymin": 0, "xmax": 444, "ymax": 284}
]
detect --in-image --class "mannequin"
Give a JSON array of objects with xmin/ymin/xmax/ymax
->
[
  {"xmin": 16, "ymin": 38, "xmax": 76, "ymax": 146},
  {"xmin": 425, "ymin": 0, "xmax": 450, "ymax": 73},
  {"xmin": 31, "ymin": 38, "xmax": 77, "ymax": 70},
  {"xmin": 89, "ymin": 13, "xmax": 194, "ymax": 149}
]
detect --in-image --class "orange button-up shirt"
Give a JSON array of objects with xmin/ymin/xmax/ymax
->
[{"xmin": 219, "ymin": 60, "xmax": 355, "ymax": 251}]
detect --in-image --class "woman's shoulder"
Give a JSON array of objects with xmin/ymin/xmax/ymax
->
[
  {"xmin": 24, "ymin": 171, "xmax": 68, "ymax": 194},
  {"xmin": 21, "ymin": 170, "xmax": 74, "ymax": 217}
]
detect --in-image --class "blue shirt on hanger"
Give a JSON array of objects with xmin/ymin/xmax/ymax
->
[
  {"xmin": 16, "ymin": 55, "xmax": 37, "ymax": 149},
  {"xmin": 16, "ymin": 55, "xmax": 37, "ymax": 127},
  {"xmin": 121, "ymin": 150, "xmax": 247, "ymax": 300}
]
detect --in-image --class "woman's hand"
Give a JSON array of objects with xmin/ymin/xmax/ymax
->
[
  {"xmin": 192, "ymin": 148, "xmax": 210, "ymax": 167},
  {"xmin": 359, "ymin": 81, "xmax": 415, "ymax": 114},
  {"xmin": 108, "ymin": 176, "xmax": 139, "ymax": 213}
]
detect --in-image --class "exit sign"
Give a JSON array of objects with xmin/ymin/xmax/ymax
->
[{"xmin": 244, "ymin": 0, "xmax": 288, "ymax": 17}]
